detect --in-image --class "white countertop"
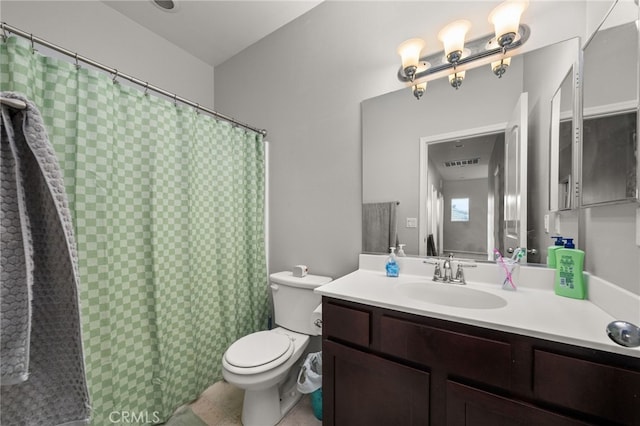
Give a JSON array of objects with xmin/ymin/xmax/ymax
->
[{"xmin": 315, "ymin": 255, "xmax": 640, "ymax": 359}]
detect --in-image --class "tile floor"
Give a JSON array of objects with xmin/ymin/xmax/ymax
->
[{"xmin": 189, "ymin": 381, "xmax": 322, "ymax": 425}]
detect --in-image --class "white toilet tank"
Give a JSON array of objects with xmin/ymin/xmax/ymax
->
[{"xmin": 270, "ymin": 271, "xmax": 332, "ymax": 335}]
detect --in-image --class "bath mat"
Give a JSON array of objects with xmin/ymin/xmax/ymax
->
[{"xmin": 163, "ymin": 407, "xmax": 207, "ymax": 426}]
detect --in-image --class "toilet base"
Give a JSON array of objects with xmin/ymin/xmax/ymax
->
[{"xmin": 241, "ymin": 366, "xmax": 302, "ymax": 426}]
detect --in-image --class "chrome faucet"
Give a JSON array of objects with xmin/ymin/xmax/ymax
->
[
  {"xmin": 424, "ymin": 254, "xmax": 476, "ymax": 285},
  {"xmin": 441, "ymin": 254, "xmax": 453, "ymax": 281}
]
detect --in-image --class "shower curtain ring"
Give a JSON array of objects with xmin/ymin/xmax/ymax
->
[
  {"xmin": 195, "ymin": 103, "xmax": 200, "ymax": 115},
  {"xmin": 173, "ymin": 94, "xmax": 177, "ymax": 106},
  {"xmin": 29, "ymin": 33, "xmax": 35, "ymax": 52},
  {"xmin": 144, "ymin": 82, "xmax": 149, "ymax": 96},
  {"xmin": 74, "ymin": 53, "xmax": 80, "ymax": 69},
  {"xmin": 112, "ymin": 69, "xmax": 119, "ymax": 83},
  {"xmin": 1, "ymin": 26, "xmax": 8, "ymax": 42}
]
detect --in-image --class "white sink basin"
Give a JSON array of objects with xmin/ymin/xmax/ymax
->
[{"xmin": 396, "ymin": 281, "xmax": 507, "ymax": 309}]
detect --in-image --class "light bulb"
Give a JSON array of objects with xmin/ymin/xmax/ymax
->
[
  {"xmin": 491, "ymin": 57, "xmax": 512, "ymax": 78},
  {"xmin": 412, "ymin": 81, "xmax": 427, "ymax": 100},
  {"xmin": 489, "ymin": 0, "xmax": 529, "ymax": 47},
  {"xmin": 398, "ymin": 38, "xmax": 425, "ymax": 81},
  {"xmin": 437, "ymin": 20, "xmax": 471, "ymax": 64},
  {"xmin": 448, "ymin": 71, "xmax": 465, "ymax": 90}
]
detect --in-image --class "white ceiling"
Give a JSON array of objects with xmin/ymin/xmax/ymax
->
[
  {"xmin": 429, "ymin": 133, "xmax": 502, "ymax": 181},
  {"xmin": 103, "ymin": 0, "xmax": 323, "ymax": 67}
]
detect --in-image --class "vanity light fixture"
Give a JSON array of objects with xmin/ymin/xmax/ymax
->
[{"xmin": 397, "ymin": 0, "xmax": 529, "ymax": 99}]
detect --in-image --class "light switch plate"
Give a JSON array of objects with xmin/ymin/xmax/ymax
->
[
  {"xmin": 406, "ymin": 217, "xmax": 418, "ymax": 228},
  {"xmin": 544, "ymin": 214, "xmax": 550, "ymax": 233}
]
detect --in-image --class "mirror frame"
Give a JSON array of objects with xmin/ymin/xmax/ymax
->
[
  {"xmin": 579, "ymin": 0, "xmax": 639, "ymax": 207},
  {"xmin": 549, "ymin": 62, "xmax": 581, "ymax": 212}
]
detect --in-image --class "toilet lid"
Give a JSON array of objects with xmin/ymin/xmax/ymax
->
[{"xmin": 225, "ymin": 331, "xmax": 292, "ymax": 368}]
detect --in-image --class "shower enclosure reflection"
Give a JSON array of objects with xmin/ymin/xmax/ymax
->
[{"xmin": 581, "ymin": 16, "xmax": 638, "ymax": 205}]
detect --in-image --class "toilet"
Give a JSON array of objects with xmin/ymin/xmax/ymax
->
[{"xmin": 222, "ymin": 271, "xmax": 331, "ymax": 426}]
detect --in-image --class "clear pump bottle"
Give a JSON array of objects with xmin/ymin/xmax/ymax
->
[{"xmin": 385, "ymin": 247, "xmax": 399, "ymax": 277}]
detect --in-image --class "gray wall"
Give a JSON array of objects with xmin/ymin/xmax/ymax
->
[{"xmin": 583, "ymin": 203, "xmax": 640, "ymax": 294}]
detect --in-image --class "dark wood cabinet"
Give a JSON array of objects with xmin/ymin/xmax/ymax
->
[
  {"xmin": 322, "ymin": 297, "xmax": 640, "ymax": 426},
  {"xmin": 324, "ymin": 340, "xmax": 430, "ymax": 426}
]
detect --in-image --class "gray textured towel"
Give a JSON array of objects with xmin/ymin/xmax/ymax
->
[
  {"xmin": 0, "ymin": 92, "xmax": 90, "ymax": 425},
  {"xmin": 1, "ymin": 97, "xmax": 33, "ymax": 385},
  {"xmin": 362, "ymin": 202, "xmax": 398, "ymax": 254}
]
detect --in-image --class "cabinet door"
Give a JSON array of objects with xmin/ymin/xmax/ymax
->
[
  {"xmin": 323, "ymin": 340, "xmax": 430, "ymax": 426},
  {"xmin": 533, "ymin": 349, "xmax": 640, "ymax": 425},
  {"xmin": 447, "ymin": 381, "xmax": 590, "ymax": 426}
]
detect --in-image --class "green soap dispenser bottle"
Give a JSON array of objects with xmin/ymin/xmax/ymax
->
[
  {"xmin": 547, "ymin": 236, "xmax": 564, "ymax": 268},
  {"xmin": 554, "ymin": 238, "xmax": 586, "ymax": 299}
]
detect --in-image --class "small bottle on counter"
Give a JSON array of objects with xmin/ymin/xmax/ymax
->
[
  {"xmin": 385, "ymin": 247, "xmax": 399, "ymax": 277},
  {"xmin": 554, "ymin": 238, "xmax": 586, "ymax": 299}
]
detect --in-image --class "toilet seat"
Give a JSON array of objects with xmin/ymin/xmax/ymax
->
[{"xmin": 223, "ymin": 331, "xmax": 294, "ymax": 375}]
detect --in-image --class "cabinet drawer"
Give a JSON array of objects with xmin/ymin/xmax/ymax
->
[
  {"xmin": 323, "ymin": 300, "xmax": 371, "ymax": 348},
  {"xmin": 533, "ymin": 350, "xmax": 640, "ymax": 425},
  {"xmin": 380, "ymin": 315, "xmax": 512, "ymax": 389}
]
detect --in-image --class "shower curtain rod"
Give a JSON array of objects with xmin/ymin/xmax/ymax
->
[{"xmin": 0, "ymin": 22, "xmax": 267, "ymax": 137}]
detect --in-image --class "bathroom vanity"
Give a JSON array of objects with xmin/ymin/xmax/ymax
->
[{"xmin": 317, "ymin": 256, "xmax": 640, "ymax": 426}]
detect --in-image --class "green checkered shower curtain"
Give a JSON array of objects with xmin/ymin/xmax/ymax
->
[{"xmin": 1, "ymin": 36, "xmax": 269, "ymax": 424}]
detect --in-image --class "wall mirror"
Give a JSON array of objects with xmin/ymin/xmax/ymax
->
[
  {"xmin": 549, "ymin": 65, "xmax": 578, "ymax": 212},
  {"xmin": 362, "ymin": 37, "xmax": 580, "ymax": 263},
  {"xmin": 581, "ymin": 0, "xmax": 639, "ymax": 206}
]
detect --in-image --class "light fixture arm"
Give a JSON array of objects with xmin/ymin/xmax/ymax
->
[{"xmin": 397, "ymin": 24, "xmax": 530, "ymax": 83}]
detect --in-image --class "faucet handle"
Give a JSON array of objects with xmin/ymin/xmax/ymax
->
[
  {"xmin": 455, "ymin": 264, "xmax": 465, "ymax": 282},
  {"xmin": 424, "ymin": 259, "xmax": 443, "ymax": 280},
  {"xmin": 454, "ymin": 262, "xmax": 477, "ymax": 284},
  {"xmin": 433, "ymin": 263, "xmax": 442, "ymax": 280}
]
